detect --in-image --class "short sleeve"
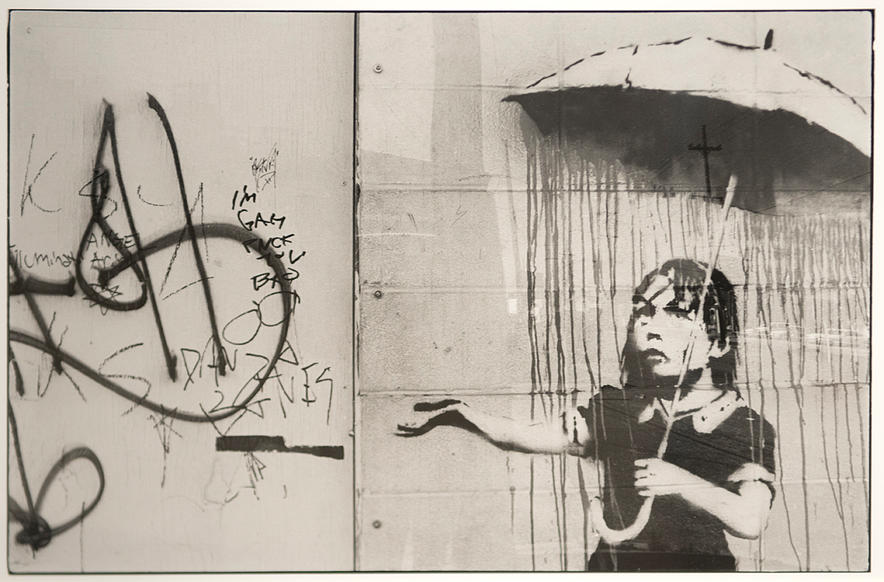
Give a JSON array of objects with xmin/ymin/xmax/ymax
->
[
  {"xmin": 576, "ymin": 385, "xmax": 639, "ymax": 459},
  {"xmin": 725, "ymin": 410, "xmax": 777, "ymax": 502}
]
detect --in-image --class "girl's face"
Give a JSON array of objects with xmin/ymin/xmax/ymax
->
[{"xmin": 629, "ymin": 272, "xmax": 716, "ymax": 382}]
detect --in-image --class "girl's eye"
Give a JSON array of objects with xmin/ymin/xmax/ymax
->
[
  {"xmin": 663, "ymin": 304, "xmax": 693, "ymax": 318},
  {"xmin": 633, "ymin": 303, "xmax": 654, "ymax": 318}
]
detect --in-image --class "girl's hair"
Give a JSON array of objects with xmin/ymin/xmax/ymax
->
[{"xmin": 620, "ymin": 258, "xmax": 740, "ymax": 390}]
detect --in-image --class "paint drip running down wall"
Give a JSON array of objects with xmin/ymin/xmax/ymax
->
[{"xmin": 522, "ymin": 132, "xmax": 869, "ymax": 571}]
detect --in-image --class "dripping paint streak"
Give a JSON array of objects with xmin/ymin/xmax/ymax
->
[
  {"xmin": 589, "ymin": 163, "xmax": 602, "ymax": 389},
  {"xmin": 776, "ymin": 218, "xmax": 811, "ymax": 568},
  {"xmin": 840, "ymin": 222, "xmax": 869, "ymax": 518},
  {"xmin": 548, "ymin": 145, "xmax": 565, "ymax": 567},
  {"xmin": 755, "ymin": 223, "xmax": 802, "ymax": 570},
  {"xmin": 851, "ymin": 225, "xmax": 871, "ymax": 513},
  {"xmin": 579, "ymin": 160, "xmax": 597, "ymax": 392},
  {"xmin": 810, "ymin": 219, "xmax": 851, "ymax": 569},
  {"xmin": 664, "ymin": 190, "xmax": 674, "ymax": 256},
  {"xmin": 605, "ymin": 165, "xmax": 620, "ymax": 368},
  {"xmin": 831, "ymin": 223, "xmax": 858, "ymax": 536},
  {"xmin": 736, "ymin": 214, "xmax": 761, "ymax": 570},
  {"xmin": 750, "ymin": 223, "xmax": 768, "ymax": 569},
  {"xmin": 567, "ymin": 161, "xmax": 578, "ymax": 394},
  {"xmin": 527, "ymin": 141, "xmax": 539, "ymax": 570}
]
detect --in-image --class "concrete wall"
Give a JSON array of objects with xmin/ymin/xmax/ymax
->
[
  {"xmin": 8, "ymin": 12, "xmax": 354, "ymax": 572},
  {"xmin": 7, "ymin": 10, "xmax": 871, "ymax": 573},
  {"xmin": 356, "ymin": 12, "xmax": 870, "ymax": 571}
]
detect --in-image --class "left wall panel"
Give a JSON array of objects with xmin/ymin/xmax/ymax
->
[{"xmin": 8, "ymin": 11, "xmax": 354, "ymax": 572}]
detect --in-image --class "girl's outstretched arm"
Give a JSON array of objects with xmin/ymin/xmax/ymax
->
[{"xmin": 396, "ymin": 399, "xmax": 590, "ymax": 455}]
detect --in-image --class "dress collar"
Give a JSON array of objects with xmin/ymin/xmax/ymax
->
[{"xmin": 637, "ymin": 389, "xmax": 744, "ymax": 433}]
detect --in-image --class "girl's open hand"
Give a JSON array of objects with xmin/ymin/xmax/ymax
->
[
  {"xmin": 396, "ymin": 399, "xmax": 466, "ymax": 437},
  {"xmin": 634, "ymin": 458, "xmax": 699, "ymax": 497}
]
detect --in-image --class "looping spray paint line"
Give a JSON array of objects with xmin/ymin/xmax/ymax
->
[
  {"xmin": 12, "ymin": 222, "xmax": 293, "ymax": 424},
  {"xmin": 8, "ymin": 96, "xmax": 297, "ymax": 555},
  {"xmin": 7, "ymin": 399, "xmax": 105, "ymax": 552}
]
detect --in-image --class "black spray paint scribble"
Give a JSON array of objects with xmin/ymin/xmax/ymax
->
[
  {"xmin": 250, "ymin": 143, "xmax": 279, "ymax": 193},
  {"xmin": 232, "ymin": 184, "xmax": 307, "ymax": 293},
  {"xmin": 8, "ymin": 94, "xmax": 341, "ymax": 552},
  {"xmin": 20, "ymin": 133, "xmax": 61, "ymax": 216},
  {"xmin": 7, "ymin": 399, "xmax": 105, "ymax": 553},
  {"xmin": 216, "ymin": 435, "xmax": 344, "ymax": 460}
]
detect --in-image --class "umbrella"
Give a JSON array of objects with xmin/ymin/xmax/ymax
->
[{"xmin": 504, "ymin": 34, "xmax": 870, "ymax": 213}]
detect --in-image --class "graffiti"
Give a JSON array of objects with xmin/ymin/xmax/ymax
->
[
  {"xmin": 250, "ymin": 143, "xmax": 279, "ymax": 193},
  {"xmin": 19, "ymin": 134, "xmax": 61, "ymax": 216},
  {"xmin": 8, "ymin": 94, "xmax": 341, "ymax": 552},
  {"xmin": 215, "ymin": 435, "xmax": 344, "ymax": 459},
  {"xmin": 9, "ymin": 246, "xmax": 77, "ymax": 271},
  {"xmin": 7, "ymin": 399, "xmax": 105, "ymax": 553},
  {"xmin": 232, "ymin": 181, "xmax": 307, "ymax": 292}
]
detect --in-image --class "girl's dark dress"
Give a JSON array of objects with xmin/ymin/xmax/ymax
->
[{"xmin": 580, "ymin": 386, "xmax": 776, "ymax": 572}]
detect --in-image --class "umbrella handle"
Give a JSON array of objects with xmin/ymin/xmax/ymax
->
[
  {"xmin": 588, "ymin": 175, "xmax": 739, "ymax": 546},
  {"xmin": 590, "ymin": 495, "xmax": 654, "ymax": 545}
]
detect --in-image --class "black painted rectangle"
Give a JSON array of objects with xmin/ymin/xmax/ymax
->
[{"xmin": 216, "ymin": 435, "xmax": 344, "ymax": 460}]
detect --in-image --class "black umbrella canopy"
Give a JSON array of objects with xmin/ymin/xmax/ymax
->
[{"xmin": 505, "ymin": 36, "xmax": 870, "ymax": 214}]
